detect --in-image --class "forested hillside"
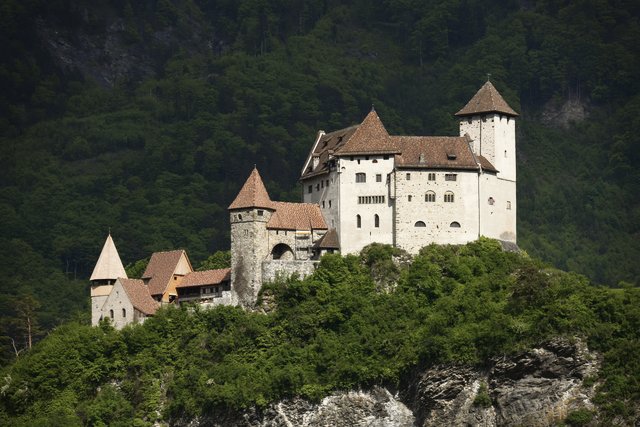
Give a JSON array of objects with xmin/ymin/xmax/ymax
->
[
  {"xmin": 1, "ymin": 241, "xmax": 639, "ymax": 425},
  {"xmin": 0, "ymin": 0, "xmax": 639, "ymax": 361}
]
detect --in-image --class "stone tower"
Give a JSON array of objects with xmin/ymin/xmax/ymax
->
[
  {"xmin": 228, "ymin": 167, "xmax": 274, "ymax": 307},
  {"xmin": 90, "ymin": 233, "xmax": 128, "ymax": 326},
  {"xmin": 456, "ymin": 80, "xmax": 518, "ymax": 242}
]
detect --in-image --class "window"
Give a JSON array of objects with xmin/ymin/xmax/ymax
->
[
  {"xmin": 488, "ymin": 197, "xmax": 495, "ymax": 205},
  {"xmin": 425, "ymin": 191, "xmax": 435, "ymax": 202},
  {"xmin": 322, "ymin": 201, "xmax": 325, "ymax": 208},
  {"xmin": 358, "ymin": 195, "xmax": 385, "ymax": 204},
  {"xmin": 372, "ymin": 159, "xmax": 378, "ymax": 163},
  {"xmin": 374, "ymin": 214, "xmax": 380, "ymax": 228},
  {"xmin": 376, "ymin": 174, "xmax": 382, "ymax": 182},
  {"xmin": 238, "ymin": 214, "xmax": 243, "ymax": 220},
  {"xmin": 356, "ymin": 214, "xmax": 361, "ymax": 228},
  {"xmin": 257, "ymin": 210, "xmax": 264, "ymax": 216},
  {"xmin": 504, "ymin": 150, "xmax": 507, "ymax": 158},
  {"xmin": 326, "ymin": 180, "xmax": 329, "ymax": 187},
  {"xmin": 122, "ymin": 308, "xmax": 126, "ymax": 317},
  {"xmin": 444, "ymin": 192, "xmax": 454, "ymax": 203},
  {"xmin": 507, "ymin": 201, "xmax": 512, "ymax": 210},
  {"xmin": 383, "ymin": 155, "xmax": 389, "ymax": 160},
  {"xmin": 356, "ymin": 173, "xmax": 366, "ymax": 183},
  {"xmin": 408, "ymin": 195, "xmax": 413, "ymax": 202},
  {"xmin": 316, "ymin": 184, "xmax": 320, "ymax": 191},
  {"xmin": 329, "ymin": 200, "xmax": 332, "ymax": 207},
  {"xmin": 357, "ymin": 159, "xmax": 361, "ymax": 164},
  {"xmin": 428, "ymin": 173, "xmax": 436, "ymax": 181},
  {"xmin": 415, "ymin": 221, "xmax": 426, "ymax": 227},
  {"xmin": 308, "ymin": 185, "xmax": 312, "ymax": 194},
  {"xmin": 445, "ymin": 174, "xmax": 457, "ymax": 181},
  {"xmin": 450, "ymin": 221, "xmax": 461, "ymax": 228},
  {"xmin": 406, "ymin": 173, "xmax": 411, "ymax": 180},
  {"xmin": 109, "ymin": 309, "xmax": 114, "ymax": 319},
  {"xmin": 321, "ymin": 180, "xmax": 324, "ymax": 188}
]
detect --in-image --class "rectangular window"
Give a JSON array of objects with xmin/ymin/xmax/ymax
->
[
  {"xmin": 357, "ymin": 196, "xmax": 386, "ymax": 204},
  {"xmin": 257, "ymin": 210, "xmax": 263, "ymax": 216},
  {"xmin": 326, "ymin": 180, "xmax": 329, "ymax": 187},
  {"xmin": 408, "ymin": 195, "xmax": 412, "ymax": 202},
  {"xmin": 406, "ymin": 173, "xmax": 411, "ymax": 180},
  {"xmin": 428, "ymin": 173, "xmax": 436, "ymax": 181},
  {"xmin": 322, "ymin": 201, "xmax": 325, "ymax": 208},
  {"xmin": 445, "ymin": 174, "xmax": 457, "ymax": 181},
  {"xmin": 329, "ymin": 200, "xmax": 332, "ymax": 207},
  {"xmin": 321, "ymin": 180, "xmax": 324, "ymax": 188},
  {"xmin": 507, "ymin": 201, "xmax": 512, "ymax": 210},
  {"xmin": 383, "ymin": 155, "xmax": 389, "ymax": 160},
  {"xmin": 316, "ymin": 184, "xmax": 320, "ymax": 191},
  {"xmin": 356, "ymin": 173, "xmax": 366, "ymax": 183},
  {"xmin": 308, "ymin": 185, "xmax": 312, "ymax": 194},
  {"xmin": 376, "ymin": 174, "xmax": 382, "ymax": 182}
]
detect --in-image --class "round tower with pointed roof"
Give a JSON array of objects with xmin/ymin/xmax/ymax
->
[{"xmin": 228, "ymin": 167, "xmax": 275, "ymax": 306}]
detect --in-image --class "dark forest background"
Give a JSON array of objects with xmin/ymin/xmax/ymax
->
[{"xmin": 0, "ymin": 0, "xmax": 639, "ymax": 361}]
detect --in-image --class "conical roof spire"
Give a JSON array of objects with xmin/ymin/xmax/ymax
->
[
  {"xmin": 228, "ymin": 167, "xmax": 274, "ymax": 210},
  {"xmin": 455, "ymin": 81, "xmax": 518, "ymax": 117},
  {"xmin": 90, "ymin": 233, "xmax": 128, "ymax": 281}
]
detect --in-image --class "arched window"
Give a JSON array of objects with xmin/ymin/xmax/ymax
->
[
  {"xmin": 450, "ymin": 221, "xmax": 461, "ymax": 228},
  {"xmin": 374, "ymin": 214, "xmax": 380, "ymax": 228},
  {"xmin": 356, "ymin": 214, "xmax": 361, "ymax": 228},
  {"xmin": 425, "ymin": 191, "xmax": 435, "ymax": 202},
  {"xmin": 444, "ymin": 191, "xmax": 454, "ymax": 203},
  {"xmin": 488, "ymin": 197, "xmax": 495, "ymax": 205},
  {"xmin": 122, "ymin": 308, "xmax": 126, "ymax": 317},
  {"xmin": 356, "ymin": 173, "xmax": 366, "ymax": 183},
  {"xmin": 238, "ymin": 213, "xmax": 243, "ymax": 220},
  {"xmin": 415, "ymin": 221, "xmax": 426, "ymax": 227},
  {"xmin": 109, "ymin": 309, "xmax": 114, "ymax": 319}
]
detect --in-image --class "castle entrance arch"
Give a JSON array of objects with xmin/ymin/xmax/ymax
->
[{"xmin": 271, "ymin": 243, "xmax": 294, "ymax": 260}]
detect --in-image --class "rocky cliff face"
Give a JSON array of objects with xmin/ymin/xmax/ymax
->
[{"xmin": 182, "ymin": 338, "xmax": 600, "ymax": 426}]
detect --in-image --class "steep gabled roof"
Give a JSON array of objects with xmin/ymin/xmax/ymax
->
[
  {"xmin": 177, "ymin": 268, "xmax": 231, "ymax": 288},
  {"xmin": 335, "ymin": 110, "xmax": 399, "ymax": 155},
  {"xmin": 119, "ymin": 278, "xmax": 159, "ymax": 316},
  {"xmin": 229, "ymin": 167, "xmax": 274, "ymax": 210},
  {"xmin": 455, "ymin": 81, "xmax": 518, "ymax": 117},
  {"xmin": 314, "ymin": 228, "xmax": 340, "ymax": 249},
  {"xmin": 300, "ymin": 125, "xmax": 359, "ymax": 179},
  {"xmin": 90, "ymin": 234, "xmax": 128, "ymax": 282},
  {"xmin": 142, "ymin": 250, "xmax": 192, "ymax": 297},
  {"xmin": 267, "ymin": 202, "xmax": 328, "ymax": 230}
]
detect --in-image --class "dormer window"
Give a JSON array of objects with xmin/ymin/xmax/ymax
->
[{"xmin": 447, "ymin": 153, "xmax": 457, "ymax": 160}]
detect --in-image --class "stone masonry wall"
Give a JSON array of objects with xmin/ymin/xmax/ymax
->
[{"xmin": 262, "ymin": 260, "xmax": 319, "ymax": 284}]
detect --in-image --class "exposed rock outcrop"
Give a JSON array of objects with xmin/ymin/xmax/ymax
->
[{"xmin": 181, "ymin": 338, "xmax": 600, "ymax": 427}]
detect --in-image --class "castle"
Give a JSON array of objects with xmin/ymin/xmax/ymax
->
[{"xmin": 90, "ymin": 81, "xmax": 518, "ymax": 327}]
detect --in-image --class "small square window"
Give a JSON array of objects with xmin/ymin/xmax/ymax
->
[
  {"xmin": 257, "ymin": 210, "xmax": 264, "ymax": 216},
  {"xmin": 376, "ymin": 174, "xmax": 382, "ymax": 182},
  {"xmin": 406, "ymin": 173, "xmax": 411, "ymax": 180}
]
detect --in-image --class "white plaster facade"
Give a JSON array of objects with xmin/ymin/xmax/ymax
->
[{"xmin": 300, "ymin": 81, "xmax": 518, "ymax": 256}]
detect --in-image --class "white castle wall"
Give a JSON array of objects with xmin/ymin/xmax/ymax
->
[
  {"xmin": 337, "ymin": 155, "xmax": 395, "ymax": 254},
  {"xmin": 303, "ymin": 171, "xmax": 341, "ymax": 233},
  {"xmin": 479, "ymin": 174, "xmax": 517, "ymax": 242},
  {"xmin": 394, "ymin": 169, "xmax": 479, "ymax": 253}
]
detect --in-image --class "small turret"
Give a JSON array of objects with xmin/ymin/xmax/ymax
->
[{"xmin": 90, "ymin": 233, "xmax": 127, "ymax": 286}]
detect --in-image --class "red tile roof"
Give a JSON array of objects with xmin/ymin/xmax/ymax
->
[
  {"xmin": 229, "ymin": 167, "xmax": 274, "ymax": 210},
  {"xmin": 455, "ymin": 81, "xmax": 518, "ymax": 117},
  {"xmin": 314, "ymin": 228, "xmax": 339, "ymax": 249},
  {"xmin": 120, "ymin": 278, "xmax": 159, "ymax": 316},
  {"xmin": 267, "ymin": 202, "xmax": 327, "ymax": 230},
  {"xmin": 334, "ymin": 110, "xmax": 399, "ymax": 156},
  {"xmin": 177, "ymin": 268, "xmax": 231, "ymax": 288},
  {"xmin": 301, "ymin": 126, "xmax": 359, "ymax": 179},
  {"xmin": 142, "ymin": 250, "xmax": 190, "ymax": 296},
  {"xmin": 393, "ymin": 136, "xmax": 484, "ymax": 170}
]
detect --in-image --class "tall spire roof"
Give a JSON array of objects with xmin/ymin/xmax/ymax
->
[
  {"xmin": 90, "ymin": 233, "xmax": 128, "ymax": 281},
  {"xmin": 228, "ymin": 167, "xmax": 274, "ymax": 210},
  {"xmin": 455, "ymin": 81, "xmax": 518, "ymax": 117}
]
